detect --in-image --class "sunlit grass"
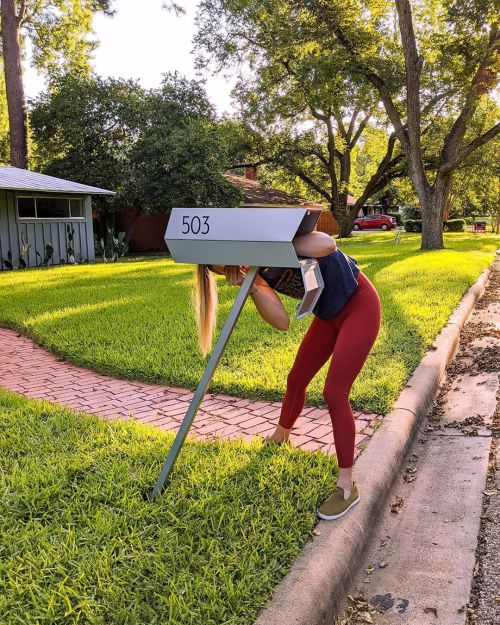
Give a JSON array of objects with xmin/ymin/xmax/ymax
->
[
  {"xmin": 0, "ymin": 388, "xmax": 337, "ymax": 624},
  {"xmin": 0, "ymin": 231, "xmax": 498, "ymax": 414}
]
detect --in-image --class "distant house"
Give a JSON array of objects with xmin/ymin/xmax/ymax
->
[
  {"xmin": 0, "ymin": 166, "xmax": 114, "ymax": 270},
  {"xmin": 224, "ymin": 169, "xmax": 340, "ymax": 236},
  {"xmin": 119, "ymin": 168, "xmax": 342, "ymax": 252}
]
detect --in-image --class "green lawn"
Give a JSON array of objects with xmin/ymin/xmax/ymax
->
[
  {"xmin": 0, "ymin": 389, "xmax": 336, "ymax": 624},
  {"xmin": 0, "ymin": 232, "xmax": 498, "ymax": 414}
]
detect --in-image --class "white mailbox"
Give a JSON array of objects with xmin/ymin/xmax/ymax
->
[
  {"xmin": 153, "ymin": 206, "xmax": 325, "ymax": 498},
  {"xmin": 165, "ymin": 207, "xmax": 321, "ymax": 267}
]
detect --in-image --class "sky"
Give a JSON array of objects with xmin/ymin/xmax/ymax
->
[{"xmin": 23, "ymin": 0, "xmax": 236, "ymax": 114}]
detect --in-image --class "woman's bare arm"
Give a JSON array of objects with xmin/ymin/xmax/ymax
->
[
  {"xmin": 223, "ymin": 267, "xmax": 289, "ymax": 331},
  {"xmin": 292, "ymin": 231, "xmax": 336, "ymax": 257}
]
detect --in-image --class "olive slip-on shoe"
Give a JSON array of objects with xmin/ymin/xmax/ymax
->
[{"xmin": 317, "ymin": 482, "xmax": 361, "ymax": 520}]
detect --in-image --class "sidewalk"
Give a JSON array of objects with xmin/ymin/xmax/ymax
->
[
  {"xmin": 0, "ymin": 328, "xmax": 382, "ymax": 457},
  {"xmin": 336, "ymin": 255, "xmax": 500, "ymax": 624}
]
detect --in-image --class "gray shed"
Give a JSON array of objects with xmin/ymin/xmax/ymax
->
[{"xmin": 0, "ymin": 166, "xmax": 114, "ymax": 270}]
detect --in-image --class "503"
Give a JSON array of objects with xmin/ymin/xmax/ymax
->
[{"xmin": 182, "ymin": 215, "xmax": 210, "ymax": 235}]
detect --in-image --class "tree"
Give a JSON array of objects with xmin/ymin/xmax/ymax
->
[
  {"xmin": 30, "ymin": 74, "xmax": 147, "ymax": 228},
  {"xmin": 196, "ymin": 0, "xmax": 406, "ymax": 236},
  {"xmin": 0, "ymin": 0, "xmax": 114, "ymax": 168},
  {"xmin": 299, "ymin": 0, "xmax": 500, "ymax": 249},
  {"xmin": 0, "ymin": 59, "xmax": 9, "ymax": 164},
  {"xmin": 128, "ymin": 74, "xmax": 242, "ymax": 223},
  {"xmin": 30, "ymin": 73, "xmax": 243, "ymax": 240}
]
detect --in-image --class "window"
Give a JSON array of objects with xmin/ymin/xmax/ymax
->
[
  {"xmin": 16, "ymin": 196, "xmax": 85, "ymax": 220},
  {"xmin": 18, "ymin": 197, "xmax": 36, "ymax": 218},
  {"xmin": 70, "ymin": 199, "xmax": 84, "ymax": 217}
]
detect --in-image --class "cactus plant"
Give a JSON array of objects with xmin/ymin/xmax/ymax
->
[
  {"xmin": 36, "ymin": 243, "xmax": 54, "ymax": 267},
  {"xmin": 94, "ymin": 228, "xmax": 128, "ymax": 262},
  {"xmin": 67, "ymin": 225, "xmax": 77, "ymax": 264},
  {"xmin": 1, "ymin": 250, "xmax": 14, "ymax": 270}
]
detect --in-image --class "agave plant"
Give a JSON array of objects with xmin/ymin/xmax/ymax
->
[{"xmin": 19, "ymin": 230, "xmax": 31, "ymax": 269}]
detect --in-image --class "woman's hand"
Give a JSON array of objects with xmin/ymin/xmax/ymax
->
[{"xmin": 224, "ymin": 265, "xmax": 246, "ymax": 286}]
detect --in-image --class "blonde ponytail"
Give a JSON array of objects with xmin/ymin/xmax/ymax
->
[{"xmin": 194, "ymin": 264, "xmax": 218, "ymax": 357}]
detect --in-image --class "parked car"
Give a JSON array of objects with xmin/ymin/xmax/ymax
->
[{"xmin": 352, "ymin": 214, "xmax": 397, "ymax": 231}]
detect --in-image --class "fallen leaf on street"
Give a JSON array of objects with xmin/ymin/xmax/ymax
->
[{"xmin": 423, "ymin": 606, "xmax": 438, "ymax": 616}]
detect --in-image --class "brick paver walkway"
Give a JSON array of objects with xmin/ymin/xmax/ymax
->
[{"xmin": 0, "ymin": 328, "xmax": 383, "ymax": 457}]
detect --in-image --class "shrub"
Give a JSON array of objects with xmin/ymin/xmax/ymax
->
[
  {"xmin": 403, "ymin": 219, "xmax": 422, "ymax": 232},
  {"xmin": 444, "ymin": 219, "xmax": 465, "ymax": 232},
  {"xmin": 387, "ymin": 212, "xmax": 403, "ymax": 226}
]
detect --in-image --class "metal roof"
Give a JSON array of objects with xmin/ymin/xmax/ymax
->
[{"xmin": 0, "ymin": 166, "xmax": 115, "ymax": 195}]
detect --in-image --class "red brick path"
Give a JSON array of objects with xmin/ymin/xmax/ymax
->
[{"xmin": 0, "ymin": 328, "xmax": 383, "ymax": 458}]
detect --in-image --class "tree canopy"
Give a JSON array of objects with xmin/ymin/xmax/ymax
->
[
  {"xmin": 30, "ymin": 73, "xmax": 243, "ymax": 233},
  {"xmin": 196, "ymin": 0, "xmax": 499, "ymax": 247}
]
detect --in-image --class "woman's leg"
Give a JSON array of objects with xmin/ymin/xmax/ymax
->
[
  {"xmin": 271, "ymin": 315, "xmax": 340, "ymax": 440},
  {"xmin": 322, "ymin": 273, "xmax": 381, "ymax": 493}
]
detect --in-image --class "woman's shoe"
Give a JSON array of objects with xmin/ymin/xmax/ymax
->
[{"xmin": 317, "ymin": 482, "xmax": 360, "ymax": 520}]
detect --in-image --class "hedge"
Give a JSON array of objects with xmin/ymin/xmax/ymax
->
[
  {"xmin": 403, "ymin": 219, "xmax": 422, "ymax": 232},
  {"xmin": 386, "ymin": 212, "xmax": 403, "ymax": 226},
  {"xmin": 444, "ymin": 219, "xmax": 466, "ymax": 232},
  {"xmin": 403, "ymin": 219, "xmax": 466, "ymax": 232}
]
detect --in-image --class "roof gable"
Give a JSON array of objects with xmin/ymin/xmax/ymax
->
[{"xmin": 0, "ymin": 167, "xmax": 115, "ymax": 195}]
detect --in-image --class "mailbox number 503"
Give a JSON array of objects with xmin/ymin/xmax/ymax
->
[{"xmin": 182, "ymin": 215, "xmax": 210, "ymax": 235}]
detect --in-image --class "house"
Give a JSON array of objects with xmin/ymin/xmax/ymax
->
[
  {"xmin": 119, "ymin": 168, "xmax": 341, "ymax": 252},
  {"xmin": 0, "ymin": 167, "xmax": 114, "ymax": 270}
]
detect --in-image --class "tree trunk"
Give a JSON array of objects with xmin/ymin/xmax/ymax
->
[
  {"xmin": 1, "ymin": 0, "xmax": 28, "ymax": 168},
  {"xmin": 331, "ymin": 202, "xmax": 352, "ymax": 238},
  {"xmin": 495, "ymin": 180, "xmax": 500, "ymax": 235},
  {"xmin": 419, "ymin": 174, "xmax": 451, "ymax": 250}
]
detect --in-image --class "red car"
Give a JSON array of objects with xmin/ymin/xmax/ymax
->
[{"xmin": 352, "ymin": 214, "xmax": 396, "ymax": 231}]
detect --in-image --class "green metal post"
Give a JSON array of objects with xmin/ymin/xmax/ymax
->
[{"xmin": 151, "ymin": 266, "xmax": 259, "ymax": 498}]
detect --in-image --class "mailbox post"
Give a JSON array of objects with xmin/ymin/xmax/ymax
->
[{"xmin": 152, "ymin": 207, "xmax": 322, "ymax": 498}]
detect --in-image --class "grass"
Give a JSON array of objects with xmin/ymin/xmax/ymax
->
[
  {"xmin": 0, "ymin": 231, "xmax": 499, "ymax": 415},
  {"xmin": 0, "ymin": 388, "xmax": 337, "ymax": 624}
]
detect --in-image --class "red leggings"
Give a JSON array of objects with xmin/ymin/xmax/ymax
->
[{"xmin": 279, "ymin": 270, "xmax": 382, "ymax": 468}]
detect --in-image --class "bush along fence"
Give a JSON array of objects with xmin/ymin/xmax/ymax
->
[{"xmin": 404, "ymin": 218, "xmax": 467, "ymax": 233}]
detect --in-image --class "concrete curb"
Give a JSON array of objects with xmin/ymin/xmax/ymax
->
[{"xmin": 254, "ymin": 264, "xmax": 493, "ymax": 625}]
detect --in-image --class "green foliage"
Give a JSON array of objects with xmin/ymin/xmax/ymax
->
[
  {"xmin": 128, "ymin": 74, "xmax": 243, "ymax": 211},
  {"xmin": 0, "ymin": 233, "xmax": 498, "ymax": 414},
  {"xmin": 403, "ymin": 219, "xmax": 422, "ymax": 232},
  {"xmin": 195, "ymin": 0, "xmax": 405, "ymax": 230},
  {"xmin": 36, "ymin": 243, "xmax": 55, "ymax": 267},
  {"xmin": 444, "ymin": 219, "xmax": 466, "ymax": 232},
  {"xmin": 94, "ymin": 228, "xmax": 129, "ymax": 262},
  {"xmin": 30, "ymin": 74, "xmax": 146, "ymax": 214},
  {"xmin": 386, "ymin": 212, "xmax": 403, "ymax": 226},
  {"xmin": 30, "ymin": 73, "xmax": 242, "ymax": 217},
  {"xmin": 0, "ymin": 388, "xmax": 337, "ymax": 624},
  {"xmin": 1, "ymin": 251, "xmax": 14, "ymax": 270},
  {"xmin": 19, "ymin": 231, "xmax": 31, "ymax": 269},
  {"xmin": 17, "ymin": 1, "xmax": 114, "ymax": 78}
]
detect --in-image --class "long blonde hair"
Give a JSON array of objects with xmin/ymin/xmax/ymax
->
[{"xmin": 194, "ymin": 264, "xmax": 218, "ymax": 357}]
